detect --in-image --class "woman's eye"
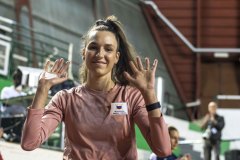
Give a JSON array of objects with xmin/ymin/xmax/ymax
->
[
  {"xmin": 88, "ymin": 46, "xmax": 97, "ymax": 50},
  {"xmin": 105, "ymin": 48, "xmax": 113, "ymax": 52}
]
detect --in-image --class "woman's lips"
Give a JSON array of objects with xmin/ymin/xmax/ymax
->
[{"xmin": 93, "ymin": 61, "xmax": 106, "ymax": 64}]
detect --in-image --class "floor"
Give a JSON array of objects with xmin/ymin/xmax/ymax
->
[{"xmin": 0, "ymin": 140, "xmax": 62, "ymax": 160}]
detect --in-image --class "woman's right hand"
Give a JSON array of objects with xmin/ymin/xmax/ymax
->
[
  {"xmin": 38, "ymin": 58, "xmax": 70, "ymax": 90},
  {"xmin": 30, "ymin": 58, "xmax": 69, "ymax": 109}
]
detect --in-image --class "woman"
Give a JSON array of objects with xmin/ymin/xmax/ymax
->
[
  {"xmin": 21, "ymin": 15, "xmax": 171, "ymax": 160},
  {"xmin": 149, "ymin": 126, "xmax": 191, "ymax": 160}
]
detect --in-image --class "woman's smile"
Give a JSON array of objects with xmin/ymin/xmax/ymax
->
[{"xmin": 92, "ymin": 60, "xmax": 107, "ymax": 65}]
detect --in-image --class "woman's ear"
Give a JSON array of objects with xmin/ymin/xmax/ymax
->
[{"xmin": 115, "ymin": 51, "xmax": 120, "ymax": 64}]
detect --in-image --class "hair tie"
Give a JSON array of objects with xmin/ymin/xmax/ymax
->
[
  {"xmin": 95, "ymin": 20, "xmax": 105, "ymax": 26},
  {"xmin": 95, "ymin": 19, "xmax": 116, "ymax": 32}
]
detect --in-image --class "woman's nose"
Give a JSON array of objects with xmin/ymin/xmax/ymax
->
[{"xmin": 96, "ymin": 48, "xmax": 105, "ymax": 57}]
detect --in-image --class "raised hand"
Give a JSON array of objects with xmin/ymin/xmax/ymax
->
[
  {"xmin": 39, "ymin": 58, "xmax": 70, "ymax": 89},
  {"xmin": 123, "ymin": 56, "xmax": 158, "ymax": 93},
  {"xmin": 30, "ymin": 58, "xmax": 70, "ymax": 109},
  {"xmin": 123, "ymin": 56, "xmax": 158, "ymax": 105}
]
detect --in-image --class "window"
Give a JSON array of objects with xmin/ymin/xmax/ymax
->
[{"xmin": 0, "ymin": 39, "xmax": 10, "ymax": 76}]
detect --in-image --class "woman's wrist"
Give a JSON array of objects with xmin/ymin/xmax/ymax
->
[
  {"xmin": 146, "ymin": 102, "xmax": 161, "ymax": 112},
  {"xmin": 30, "ymin": 85, "xmax": 50, "ymax": 109},
  {"xmin": 140, "ymin": 89, "xmax": 158, "ymax": 105}
]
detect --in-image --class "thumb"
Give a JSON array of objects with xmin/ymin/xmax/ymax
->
[{"xmin": 123, "ymin": 72, "xmax": 134, "ymax": 83}]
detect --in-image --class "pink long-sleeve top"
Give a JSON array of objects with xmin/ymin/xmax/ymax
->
[{"xmin": 21, "ymin": 84, "xmax": 171, "ymax": 160}]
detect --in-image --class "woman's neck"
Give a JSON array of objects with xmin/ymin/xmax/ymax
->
[{"xmin": 85, "ymin": 75, "xmax": 115, "ymax": 92}]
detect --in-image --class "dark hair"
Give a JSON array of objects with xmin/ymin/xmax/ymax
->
[
  {"xmin": 168, "ymin": 126, "xmax": 178, "ymax": 134},
  {"xmin": 79, "ymin": 15, "xmax": 137, "ymax": 85},
  {"xmin": 13, "ymin": 69, "xmax": 22, "ymax": 87}
]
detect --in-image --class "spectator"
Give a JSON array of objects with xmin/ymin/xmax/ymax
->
[
  {"xmin": 201, "ymin": 101, "xmax": 225, "ymax": 160},
  {"xmin": 0, "ymin": 69, "xmax": 27, "ymax": 142},
  {"xmin": 0, "ymin": 69, "xmax": 26, "ymax": 116},
  {"xmin": 149, "ymin": 126, "xmax": 191, "ymax": 160}
]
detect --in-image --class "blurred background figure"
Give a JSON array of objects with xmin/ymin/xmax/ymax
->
[
  {"xmin": 201, "ymin": 101, "xmax": 225, "ymax": 160},
  {"xmin": 0, "ymin": 69, "xmax": 27, "ymax": 142},
  {"xmin": 50, "ymin": 79, "xmax": 76, "ymax": 96},
  {"xmin": 0, "ymin": 69, "xmax": 26, "ymax": 116},
  {"xmin": 149, "ymin": 126, "xmax": 191, "ymax": 160}
]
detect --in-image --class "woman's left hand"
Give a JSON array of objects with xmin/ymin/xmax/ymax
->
[{"xmin": 124, "ymin": 56, "xmax": 158, "ymax": 95}]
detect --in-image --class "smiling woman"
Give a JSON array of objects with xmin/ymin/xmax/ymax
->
[
  {"xmin": 80, "ymin": 16, "xmax": 137, "ymax": 86},
  {"xmin": 82, "ymin": 30, "xmax": 120, "ymax": 86},
  {"xmin": 21, "ymin": 15, "xmax": 171, "ymax": 160}
]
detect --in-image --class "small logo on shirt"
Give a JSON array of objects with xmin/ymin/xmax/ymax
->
[
  {"xmin": 110, "ymin": 102, "xmax": 128, "ymax": 115},
  {"xmin": 116, "ymin": 105, "xmax": 122, "ymax": 109}
]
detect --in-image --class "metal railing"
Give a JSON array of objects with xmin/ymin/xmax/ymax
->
[{"xmin": 0, "ymin": 16, "xmax": 74, "ymax": 79}]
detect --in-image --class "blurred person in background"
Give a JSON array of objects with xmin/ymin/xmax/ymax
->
[
  {"xmin": 149, "ymin": 126, "xmax": 191, "ymax": 160},
  {"xmin": 201, "ymin": 101, "xmax": 225, "ymax": 160},
  {"xmin": 21, "ymin": 15, "xmax": 171, "ymax": 160},
  {"xmin": 0, "ymin": 69, "xmax": 26, "ymax": 116},
  {"xmin": 0, "ymin": 69, "xmax": 27, "ymax": 142}
]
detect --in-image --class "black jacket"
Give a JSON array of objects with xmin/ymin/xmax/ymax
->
[{"xmin": 207, "ymin": 114, "xmax": 225, "ymax": 143}]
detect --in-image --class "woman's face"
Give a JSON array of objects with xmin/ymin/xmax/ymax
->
[
  {"xmin": 169, "ymin": 130, "xmax": 179, "ymax": 150},
  {"xmin": 83, "ymin": 30, "xmax": 120, "ymax": 79}
]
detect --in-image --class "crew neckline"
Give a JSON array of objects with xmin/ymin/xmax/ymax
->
[{"xmin": 82, "ymin": 83, "xmax": 119, "ymax": 94}]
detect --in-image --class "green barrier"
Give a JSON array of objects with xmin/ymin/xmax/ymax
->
[
  {"xmin": 0, "ymin": 77, "xmax": 13, "ymax": 91},
  {"xmin": 135, "ymin": 125, "xmax": 151, "ymax": 151},
  {"xmin": 189, "ymin": 122, "xmax": 204, "ymax": 133},
  {"xmin": 221, "ymin": 141, "xmax": 230, "ymax": 155},
  {"xmin": 135, "ymin": 125, "xmax": 181, "ymax": 157},
  {"xmin": 173, "ymin": 146, "xmax": 181, "ymax": 157}
]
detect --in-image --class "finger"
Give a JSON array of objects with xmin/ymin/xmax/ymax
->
[
  {"xmin": 55, "ymin": 58, "xmax": 65, "ymax": 73},
  {"xmin": 151, "ymin": 59, "xmax": 158, "ymax": 73},
  {"xmin": 145, "ymin": 57, "xmax": 150, "ymax": 70},
  {"xmin": 44, "ymin": 60, "xmax": 51, "ymax": 71},
  {"xmin": 51, "ymin": 59, "xmax": 61, "ymax": 72},
  {"xmin": 58, "ymin": 61, "xmax": 70, "ymax": 75},
  {"xmin": 54, "ymin": 58, "xmax": 65, "ymax": 73},
  {"xmin": 123, "ymin": 71, "xmax": 135, "ymax": 83},
  {"xmin": 136, "ymin": 56, "xmax": 144, "ymax": 71},
  {"xmin": 129, "ymin": 61, "xmax": 139, "ymax": 73},
  {"xmin": 39, "ymin": 71, "xmax": 46, "ymax": 80}
]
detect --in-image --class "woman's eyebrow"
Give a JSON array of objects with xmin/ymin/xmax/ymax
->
[
  {"xmin": 105, "ymin": 44, "xmax": 114, "ymax": 47},
  {"xmin": 88, "ymin": 41, "xmax": 97, "ymax": 45}
]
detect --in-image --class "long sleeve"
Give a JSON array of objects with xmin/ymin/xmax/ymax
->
[
  {"xmin": 200, "ymin": 114, "xmax": 209, "ymax": 129},
  {"xmin": 22, "ymin": 84, "xmax": 172, "ymax": 159},
  {"xmin": 21, "ymin": 91, "xmax": 65, "ymax": 151},
  {"xmin": 213, "ymin": 115, "xmax": 225, "ymax": 131},
  {"xmin": 130, "ymin": 89, "xmax": 171, "ymax": 157}
]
